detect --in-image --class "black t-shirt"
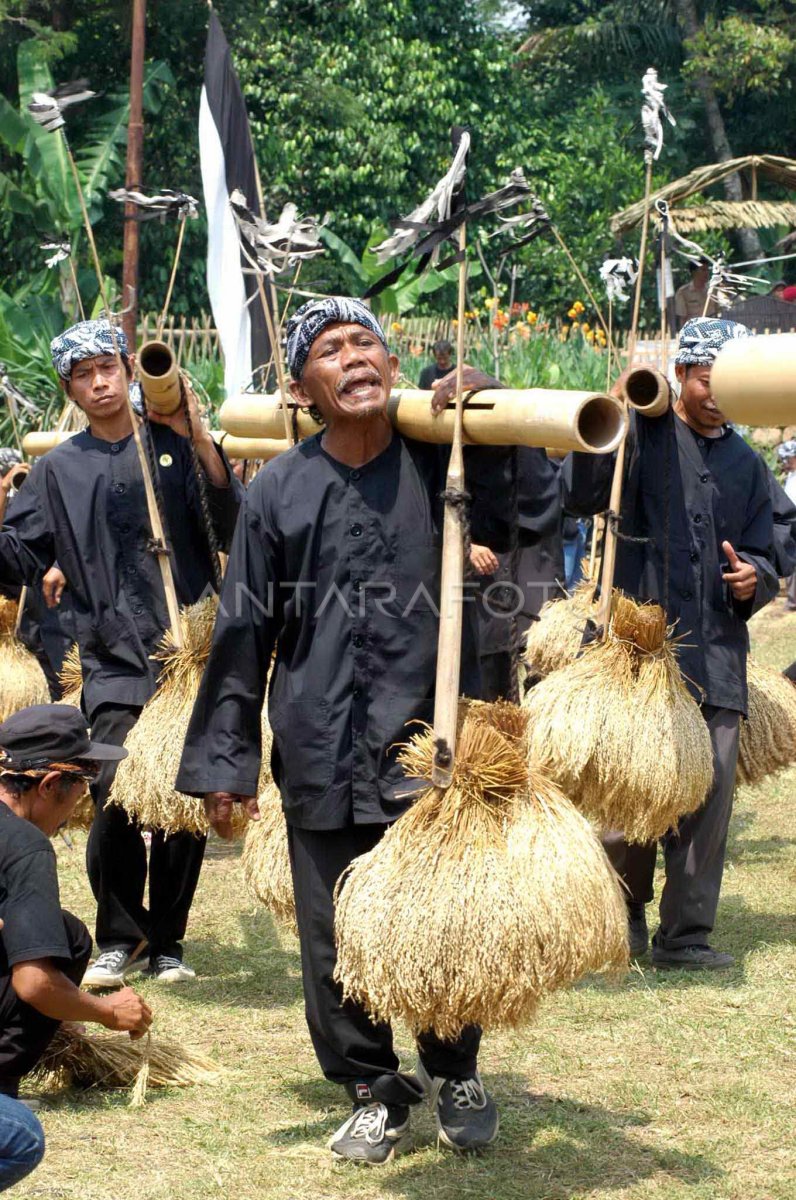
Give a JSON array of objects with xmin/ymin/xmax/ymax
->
[
  {"xmin": 418, "ymin": 361, "xmax": 454, "ymax": 390},
  {"xmin": 0, "ymin": 803, "xmax": 69, "ymax": 985}
]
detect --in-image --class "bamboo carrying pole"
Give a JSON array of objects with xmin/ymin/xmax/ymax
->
[
  {"xmin": 252, "ymin": 160, "xmax": 295, "ymax": 447},
  {"xmin": 219, "ymin": 389, "xmax": 627, "ymax": 456},
  {"xmin": 628, "ymin": 157, "xmax": 654, "ymax": 359},
  {"xmin": 431, "ymin": 222, "xmax": 468, "ymax": 788},
  {"xmin": 63, "ymin": 145, "xmax": 184, "ymax": 648}
]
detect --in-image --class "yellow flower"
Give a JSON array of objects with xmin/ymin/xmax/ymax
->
[
  {"xmin": 567, "ymin": 307, "xmax": 577, "ymax": 319},
  {"xmin": 571, "ymin": 320, "xmax": 580, "ymax": 331},
  {"xmin": 582, "ymin": 322, "xmax": 590, "ymax": 333},
  {"xmin": 391, "ymin": 321, "xmax": 403, "ymax": 333},
  {"xmin": 574, "ymin": 300, "xmax": 585, "ymax": 314},
  {"xmin": 527, "ymin": 311, "xmax": 538, "ymax": 324},
  {"xmin": 485, "ymin": 296, "xmax": 498, "ymax": 310}
]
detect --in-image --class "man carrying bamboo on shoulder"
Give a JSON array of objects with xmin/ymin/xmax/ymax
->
[
  {"xmin": 564, "ymin": 316, "xmax": 790, "ymax": 970},
  {"xmin": 177, "ymin": 296, "xmax": 501, "ymax": 1165},
  {"xmin": 0, "ymin": 319, "xmax": 242, "ymax": 989}
]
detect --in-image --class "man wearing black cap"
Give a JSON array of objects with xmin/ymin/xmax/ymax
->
[
  {"xmin": 0, "ymin": 319, "xmax": 242, "ymax": 988},
  {"xmin": 0, "ymin": 705, "xmax": 152, "ymax": 1110}
]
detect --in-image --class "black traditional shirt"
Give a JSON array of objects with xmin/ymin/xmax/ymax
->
[
  {"xmin": 564, "ymin": 409, "xmax": 787, "ymax": 714},
  {"xmin": 0, "ymin": 425, "xmax": 242, "ymax": 719},
  {"xmin": 177, "ymin": 432, "xmax": 483, "ymax": 830}
]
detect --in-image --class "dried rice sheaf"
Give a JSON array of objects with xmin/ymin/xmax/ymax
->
[
  {"xmin": 524, "ymin": 578, "xmax": 597, "ymax": 679},
  {"xmin": 58, "ymin": 642, "xmax": 83, "ymax": 707},
  {"xmin": 28, "ymin": 1024, "xmax": 223, "ymax": 1103},
  {"xmin": 241, "ymin": 781, "xmax": 295, "ymax": 931},
  {"xmin": 524, "ymin": 593, "xmax": 714, "ymax": 844},
  {"xmin": 334, "ymin": 701, "xmax": 627, "ymax": 1042},
  {"xmin": 737, "ymin": 659, "xmax": 796, "ymax": 786},
  {"xmin": 0, "ymin": 596, "xmax": 49, "ymax": 721},
  {"xmin": 108, "ymin": 596, "xmax": 271, "ymax": 836}
]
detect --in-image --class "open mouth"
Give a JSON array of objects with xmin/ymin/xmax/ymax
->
[{"xmin": 337, "ymin": 371, "xmax": 382, "ymax": 400}]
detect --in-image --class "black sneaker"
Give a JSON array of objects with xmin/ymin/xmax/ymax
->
[
  {"xmin": 628, "ymin": 903, "xmax": 649, "ymax": 958},
  {"xmin": 652, "ymin": 944, "xmax": 735, "ymax": 971},
  {"xmin": 147, "ymin": 955, "xmax": 196, "ymax": 983},
  {"xmin": 416, "ymin": 1061, "xmax": 499, "ymax": 1151},
  {"xmin": 328, "ymin": 1102, "xmax": 410, "ymax": 1165},
  {"xmin": 83, "ymin": 947, "xmax": 149, "ymax": 989}
]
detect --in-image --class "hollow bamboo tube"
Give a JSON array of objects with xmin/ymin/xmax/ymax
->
[
  {"xmin": 619, "ymin": 365, "xmax": 671, "ymax": 418},
  {"xmin": 711, "ymin": 334, "xmax": 796, "ymax": 426},
  {"xmin": 219, "ymin": 388, "xmax": 627, "ymax": 456}
]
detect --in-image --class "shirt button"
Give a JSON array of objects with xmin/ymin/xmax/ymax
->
[
  {"xmin": 126, "ymin": 564, "xmax": 137, "ymax": 576},
  {"xmin": 111, "ymin": 443, "xmax": 120, "ymax": 453},
  {"xmin": 353, "ymin": 634, "xmax": 364, "ymax": 648},
  {"xmin": 693, "ymin": 513, "xmax": 702, "ymax": 524},
  {"xmin": 132, "ymin": 605, "xmax": 144, "ymax": 615},
  {"xmin": 113, "ymin": 482, "xmax": 126, "ymax": 495},
  {"xmin": 352, "ymin": 579, "xmax": 362, "ymax": 592},
  {"xmin": 350, "ymin": 523, "xmax": 363, "ymax": 538},
  {"xmin": 690, "ymin": 551, "xmax": 699, "ymax": 563},
  {"xmin": 352, "ymin": 686, "xmax": 362, "ymax": 700},
  {"xmin": 698, "ymin": 438, "xmax": 705, "ymax": 447},
  {"xmin": 350, "ymin": 470, "xmax": 361, "ymax": 482},
  {"xmin": 700, "ymin": 473, "xmax": 710, "ymax": 483},
  {"xmin": 682, "ymin": 590, "xmax": 693, "ymax": 601}
]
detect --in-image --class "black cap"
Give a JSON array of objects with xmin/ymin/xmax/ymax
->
[{"xmin": 0, "ymin": 704, "xmax": 127, "ymax": 771}]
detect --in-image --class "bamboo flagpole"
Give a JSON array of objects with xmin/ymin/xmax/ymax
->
[{"xmin": 29, "ymin": 88, "xmax": 184, "ymax": 648}]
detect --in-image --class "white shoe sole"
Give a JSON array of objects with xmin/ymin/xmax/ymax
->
[
  {"xmin": 329, "ymin": 1133, "xmax": 410, "ymax": 1165},
  {"xmin": 150, "ymin": 968, "xmax": 196, "ymax": 983},
  {"xmin": 82, "ymin": 956, "xmax": 149, "ymax": 990}
]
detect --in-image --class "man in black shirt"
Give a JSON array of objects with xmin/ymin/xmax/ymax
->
[
  {"xmin": 178, "ymin": 296, "xmax": 499, "ymax": 1165},
  {"xmin": 0, "ymin": 704, "xmax": 151, "ymax": 1111},
  {"xmin": 564, "ymin": 318, "xmax": 788, "ymax": 969},
  {"xmin": 0, "ymin": 319, "xmax": 242, "ymax": 988},
  {"xmin": 418, "ymin": 339, "xmax": 455, "ymax": 390}
]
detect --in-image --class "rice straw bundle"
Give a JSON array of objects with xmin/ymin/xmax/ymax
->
[
  {"xmin": 334, "ymin": 701, "xmax": 628, "ymax": 1041},
  {"xmin": 524, "ymin": 593, "xmax": 714, "ymax": 843},
  {"xmin": 524, "ymin": 578, "xmax": 597, "ymax": 678},
  {"xmin": 58, "ymin": 642, "xmax": 83, "ymax": 707},
  {"xmin": 65, "ymin": 788, "xmax": 95, "ymax": 832},
  {"xmin": 737, "ymin": 659, "xmax": 796, "ymax": 786},
  {"xmin": 0, "ymin": 597, "xmax": 49, "ymax": 720},
  {"xmin": 108, "ymin": 596, "xmax": 271, "ymax": 836},
  {"xmin": 28, "ymin": 1024, "xmax": 223, "ymax": 1104},
  {"xmin": 241, "ymin": 781, "xmax": 296, "ymax": 932}
]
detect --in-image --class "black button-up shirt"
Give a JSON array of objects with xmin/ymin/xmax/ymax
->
[
  {"xmin": 564, "ymin": 409, "xmax": 789, "ymax": 714},
  {"xmin": 177, "ymin": 432, "xmax": 483, "ymax": 830},
  {"xmin": 0, "ymin": 425, "xmax": 242, "ymax": 718}
]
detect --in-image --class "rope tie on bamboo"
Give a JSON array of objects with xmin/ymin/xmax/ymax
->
[{"xmin": 605, "ymin": 510, "xmax": 650, "ymax": 545}]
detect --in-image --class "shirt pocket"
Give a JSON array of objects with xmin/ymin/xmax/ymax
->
[{"xmin": 269, "ymin": 698, "xmax": 334, "ymax": 796}]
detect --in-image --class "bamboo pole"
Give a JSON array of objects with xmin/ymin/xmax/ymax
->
[
  {"xmin": 252, "ymin": 160, "xmax": 295, "ymax": 447},
  {"xmin": 551, "ymin": 225, "xmax": 616, "ymax": 358},
  {"xmin": 63, "ymin": 142, "xmax": 184, "ymax": 648},
  {"xmin": 156, "ymin": 212, "xmax": 188, "ymax": 339},
  {"xmin": 628, "ymin": 156, "xmax": 654, "ymax": 359},
  {"xmin": 431, "ymin": 221, "xmax": 468, "ymax": 789}
]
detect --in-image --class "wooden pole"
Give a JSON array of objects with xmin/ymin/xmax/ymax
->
[
  {"xmin": 64, "ymin": 141, "xmax": 184, "ymax": 648},
  {"xmin": 251, "ymin": 160, "xmax": 295, "ymax": 446},
  {"xmin": 121, "ymin": 0, "xmax": 146, "ymax": 348},
  {"xmin": 551, "ymin": 225, "xmax": 616, "ymax": 358},
  {"xmin": 628, "ymin": 156, "xmax": 654, "ymax": 359},
  {"xmin": 431, "ymin": 222, "xmax": 468, "ymax": 788},
  {"xmin": 157, "ymin": 212, "xmax": 187, "ymax": 339}
]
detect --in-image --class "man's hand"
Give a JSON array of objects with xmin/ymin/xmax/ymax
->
[
  {"xmin": 1, "ymin": 463, "xmax": 27, "ymax": 495},
  {"xmin": 146, "ymin": 373, "xmax": 204, "ymax": 442},
  {"xmin": 470, "ymin": 543, "xmax": 499, "ymax": 576},
  {"xmin": 430, "ymin": 365, "xmax": 501, "ymax": 414},
  {"xmin": 204, "ymin": 792, "xmax": 260, "ymax": 841},
  {"xmin": 100, "ymin": 986, "xmax": 153, "ymax": 1040},
  {"xmin": 722, "ymin": 541, "xmax": 758, "ymax": 603},
  {"xmin": 42, "ymin": 565, "xmax": 67, "ymax": 608}
]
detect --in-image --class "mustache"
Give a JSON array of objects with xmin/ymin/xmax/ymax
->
[{"xmin": 336, "ymin": 369, "xmax": 381, "ymax": 395}]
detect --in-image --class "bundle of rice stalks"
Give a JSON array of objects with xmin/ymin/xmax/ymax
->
[
  {"xmin": 737, "ymin": 659, "xmax": 796, "ymax": 786},
  {"xmin": 524, "ymin": 593, "xmax": 714, "ymax": 843},
  {"xmin": 108, "ymin": 596, "xmax": 271, "ymax": 836},
  {"xmin": 334, "ymin": 701, "xmax": 627, "ymax": 1041},
  {"xmin": 58, "ymin": 642, "xmax": 83, "ymax": 707},
  {"xmin": 66, "ymin": 789, "xmax": 95, "ymax": 832},
  {"xmin": 0, "ymin": 596, "xmax": 49, "ymax": 720},
  {"xmin": 524, "ymin": 578, "xmax": 597, "ymax": 679},
  {"xmin": 241, "ymin": 781, "xmax": 296, "ymax": 932},
  {"xmin": 28, "ymin": 1024, "xmax": 223, "ymax": 1105}
]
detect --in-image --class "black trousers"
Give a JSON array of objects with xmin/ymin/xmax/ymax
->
[
  {"xmin": 603, "ymin": 704, "xmax": 741, "ymax": 950},
  {"xmin": 0, "ymin": 911, "xmax": 91, "ymax": 1097},
  {"xmin": 86, "ymin": 703, "xmax": 206, "ymax": 959},
  {"xmin": 287, "ymin": 823, "xmax": 482, "ymax": 1107}
]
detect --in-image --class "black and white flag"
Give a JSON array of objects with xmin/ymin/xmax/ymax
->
[{"xmin": 199, "ymin": 10, "xmax": 270, "ymax": 394}]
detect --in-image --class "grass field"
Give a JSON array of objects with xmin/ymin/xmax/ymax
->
[{"xmin": 18, "ymin": 604, "xmax": 796, "ymax": 1200}]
